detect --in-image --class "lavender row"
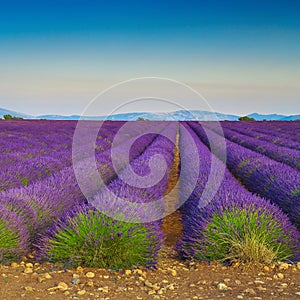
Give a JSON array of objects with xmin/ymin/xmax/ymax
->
[
  {"xmin": 92, "ymin": 122, "xmax": 178, "ymax": 223},
  {"xmin": 207, "ymin": 124, "xmax": 300, "ymax": 171},
  {"xmin": 35, "ymin": 203, "xmax": 164, "ymax": 269},
  {"xmin": 73, "ymin": 121, "xmax": 169, "ymax": 198},
  {"xmin": 244, "ymin": 121, "xmax": 300, "ymax": 136},
  {"xmin": 188, "ymin": 121, "xmax": 300, "ymax": 228},
  {"xmin": 227, "ymin": 121, "xmax": 300, "ymax": 143},
  {"xmin": 0, "ymin": 121, "xmax": 75, "ymax": 160},
  {"xmin": 176, "ymin": 122, "xmax": 300, "ymax": 262},
  {"xmin": 222, "ymin": 121, "xmax": 300, "ymax": 151},
  {"xmin": 0, "ymin": 135, "xmax": 110, "ymax": 191},
  {"xmin": 0, "ymin": 121, "xmax": 130, "ymax": 191},
  {"xmin": 0, "ymin": 120, "xmax": 124, "ymax": 170}
]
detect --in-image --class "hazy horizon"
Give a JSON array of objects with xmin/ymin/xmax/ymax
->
[
  {"xmin": 1, "ymin": 1, "xmax": 299, "ymax": 116},
  {"xmin": 1, "ymin": 105, "xmax": 299, "ymax": 118}
]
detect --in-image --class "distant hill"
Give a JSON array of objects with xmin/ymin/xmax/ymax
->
[
  {"xmin": 92, "ymin": 110, "xmax": 240, "ymax": 121},
  {"xmin": 38, "ymin": 114, "xmax": 81, "ymax": 120},
  {"xmin": 1, "ymin": 107, "xmax": 299, "ymax": 121},
  {"xmin": 280, "ymin": 115, "xmax": 300, "ymax": 121},
  {"xmin": 0, "ymin": 108, "xmax": 240, "ymax": 121},
  {"xmin": 247, "ymin": 113, "xmax": 286, "ymax": 121}
]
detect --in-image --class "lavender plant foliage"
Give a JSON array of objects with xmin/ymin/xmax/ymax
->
[
  {"xmin": 36, "ymin": 203, "xmax": 164, "ymax": 269},
  {"xmin": 0, "ymin": 204, "xmax": 30, "ymax": 263},
  {"xmin": 0, "ymin": 192, "xmax": 39, "ymax": 237}
]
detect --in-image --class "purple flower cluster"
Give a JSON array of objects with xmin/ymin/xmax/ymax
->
[{"xmin": 0, "ymin": 203, "xmax": 30, "ymax": 262}]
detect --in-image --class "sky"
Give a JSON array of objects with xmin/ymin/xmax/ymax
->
[{"xmin": 0, "ymin": 0, "xmax": 299, "ymax": 116}]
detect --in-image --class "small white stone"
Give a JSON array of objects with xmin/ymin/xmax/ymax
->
[
  {"xmin": 57, "ymin": 282, "xmax": 68, "ymax": 291},
  {"xmin": 217, "ymin": 283, "xmax": 228, "ymax": 291},
  {"xmin": 244, "ymin": 288, "xmax": 256, "ymax": 295},
  {"xmin": 24, "ymin": 268, "xmax": 33, "ymax": 274},
  {"xmin": 148, "ymin": 290, "xmax": 156, "ymax": 295},
  {"xmin": 44, "ymin": 273, "xmax": 52, "ymax": 279},
  {"xmin": 277, "ymin": 273, "xmax": 284, "ymax": 279},
  {"xmin": 85, "ymin": 271, "xmax": 95, "ymax": 278},
  {"xmin": 278, "ymin": 262, "xmax": 289, "ymax": 270},
  {"xmin": 77, "ymin": 290, "xmax": 86, "ymax": 296}
]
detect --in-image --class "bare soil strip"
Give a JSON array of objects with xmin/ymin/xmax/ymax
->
[{"xmin": 161, "ymin": 133, "xmax": 182, "ymax": 248}]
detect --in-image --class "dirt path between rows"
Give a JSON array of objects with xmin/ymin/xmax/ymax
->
[{"xmin": 161, "ymin": 133, "xmax": 182, "ymax": 248}]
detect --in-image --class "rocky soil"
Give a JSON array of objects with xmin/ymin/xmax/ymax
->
[{"xmin": 0, "ymin": 247, "xmax": 300, "ymax": 300}]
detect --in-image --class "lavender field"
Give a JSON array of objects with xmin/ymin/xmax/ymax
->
[{"xmin": 0, "ymin": 120, "xmax": 299, "ymax": 268}]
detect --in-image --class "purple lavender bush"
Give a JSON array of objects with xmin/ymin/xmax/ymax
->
[
  {"xmin": 36, "ymin": 205, "xmax": 163, "ymax": 269},
  {"xmin": 179, "ymin": 196, "xmax": 300, "ymax": 264},
  {"xmin": 0, "ymin": 204, "xmax": 30, "ymax": 263}
]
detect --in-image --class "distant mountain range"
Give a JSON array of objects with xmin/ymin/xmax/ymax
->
[
  {"xmin": 247, "ymin": 113, "xmax": 300, "ymax": 121},
  {"xmin": 0, "ymin": 107, "xmax": 299, "ymax": 121}
]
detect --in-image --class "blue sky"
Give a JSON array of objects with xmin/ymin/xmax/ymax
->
[{"xmin": 0, "ymin": 0, "xmax": 299, "ymax": 116}]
